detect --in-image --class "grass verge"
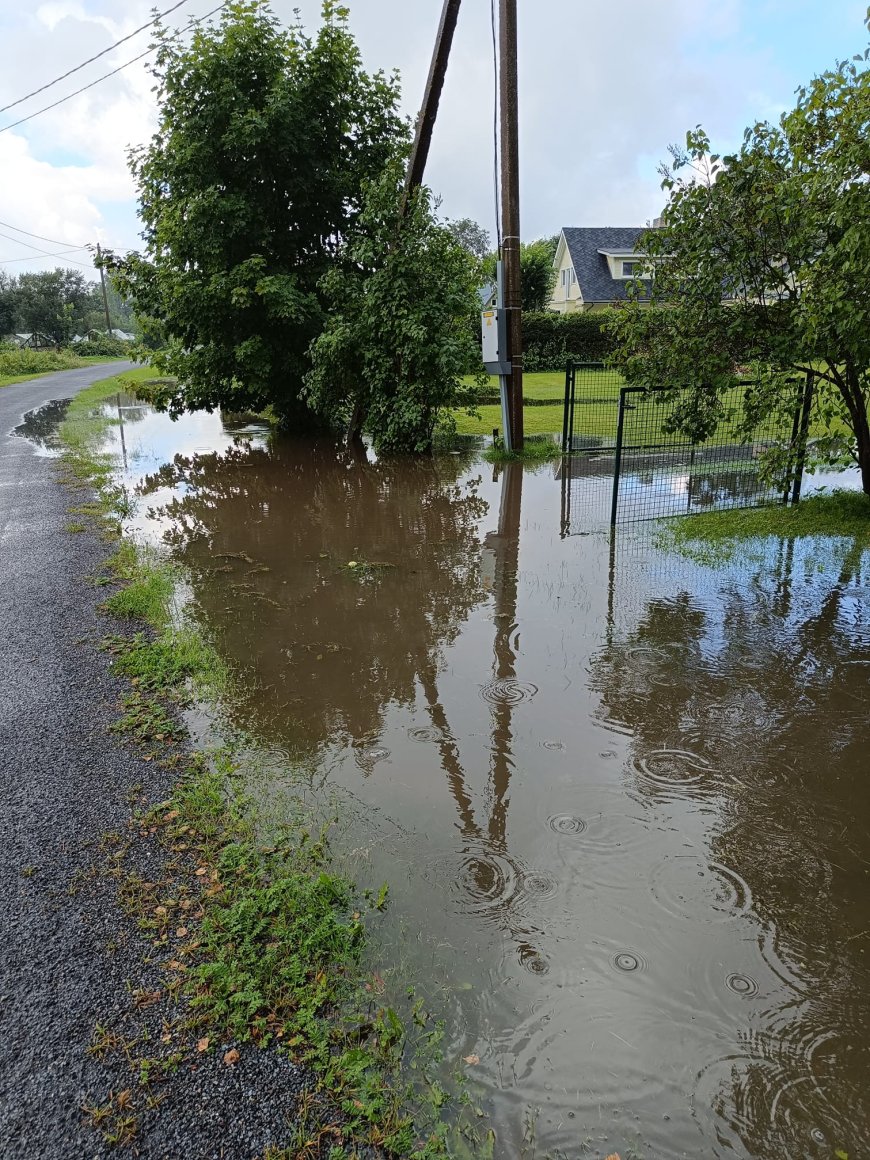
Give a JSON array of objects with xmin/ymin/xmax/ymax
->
[
  {"xmin": 658, "ymin": 488, "xmax": 870, "ymax": 564},
  {"xmin": 58, "ymin": 372, "xmax": 484, "ymax": 1158}
]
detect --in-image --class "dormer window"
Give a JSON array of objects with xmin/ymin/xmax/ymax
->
[{"xmin": 621, "ymin": 261, "xmax": 637, "ymax": 277}]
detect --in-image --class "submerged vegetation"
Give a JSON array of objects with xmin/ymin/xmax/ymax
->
[
  {"xmin": 58, "ymin": 374, "xmax": 486, "ymax": 1157},
  {"xmin": 659, "ymin": 489, "xmax": 870, "ymax": 563}
]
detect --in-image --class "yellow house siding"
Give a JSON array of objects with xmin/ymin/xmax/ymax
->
[{"xmin": 549, "ymin": 232, "xmax": 583, "ymax": 313}]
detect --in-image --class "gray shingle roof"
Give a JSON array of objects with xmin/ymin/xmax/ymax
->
[{"xmin": 561, "ymin": 227, "xmax": 648, "ymax": 303}]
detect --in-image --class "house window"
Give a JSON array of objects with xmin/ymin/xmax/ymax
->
[{"xmin": 621, "ymin": 261, "xmax": 637, "ymax": 277}]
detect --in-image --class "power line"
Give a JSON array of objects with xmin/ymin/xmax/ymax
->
[
  {"xmin": 0, "ymin": 217, "xmax": 86, "ymax": 249},
  {"xmin": 0, "ymin": 0, "xmax": 191, "ymax": 116},
  {"xmin": 0, "ymin": 228, "xmax": 93, "ymax": 268},
  {"xmin": 0, "ymin": 247, "xmax": 91, "ymax": 265},
  {"xmin": 0, "ymin": 2, "xmax": 227, "ymax": 137}
]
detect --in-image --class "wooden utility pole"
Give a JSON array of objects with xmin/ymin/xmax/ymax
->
[
  {"xmin": 499, "ymin": 0, "xmax": 523, "ymax": 450},
  {"xmin": 96, "ymin": 243, "xmax": 111, "ymax": 334},
  {"xmin": 401, "ymin": 0, "xmax": 463, "ymax": 213}
]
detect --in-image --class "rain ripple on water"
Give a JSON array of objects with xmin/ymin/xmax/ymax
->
[{"xmin": 479, "ymin": 678, "xmax": 539, "ymax": 706}]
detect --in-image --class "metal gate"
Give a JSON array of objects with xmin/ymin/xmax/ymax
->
[{"xmin": 561, "ymin": 363, "xmax": 814, "ymax": 530}]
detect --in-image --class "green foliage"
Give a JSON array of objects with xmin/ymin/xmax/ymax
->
[
  {"xmin": 521, "ymin": 309, "xmax": 617, "ymax": 371},
  {"xmin": 74, "ymin": 335, "xmax": 130, "ymax": 357},
  {"xmin": 0, "ymin": 346, "xmax": 85, "ymax": 381},
  {"xmin": 608, "ymin": 20, "xmax": 870, "ymax": 492},
  {"xmin": 0, "ymin": 265, "xmax": 139, "ymax": 343},
  {"xmin": 518, "ymin": 238, "xmax": 557, "ymax": 312},
  {"xmin": 482, "ymin": 237, "xmax": 559, "ymax": 314},
  {"xmin": 105, "ymin": 0, "xmax": 407, "ymax": 428},
  {"xmin": 306, "ymin": 162, "xmax": 485, "ymax": 453}
]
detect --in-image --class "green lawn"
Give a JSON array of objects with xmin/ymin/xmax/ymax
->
[
  {"xmin": 455, "ymin": 404, "xmax": 565, "ymax": 436},
  {"xmin": 454, "ymin": 369, "xmax": 627, "ymax": 436},
  {"xmin": 470, "ymin": 368, "xmax": 623, "ymax": 403}
]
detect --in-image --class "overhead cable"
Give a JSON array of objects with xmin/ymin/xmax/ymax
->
[
  {"xmin": 0, "ymin": 217, "xmax": 87, "ymax": 249},
  {"xmin": 0, "ymin": 2, "xmax": 227, "ymax": 136},
  {"xmin": 0, "ymin": 0, "xmax": 191, "ymax": 115},
  {"xmin": 0, "ymin": 228, "xmax": 93, "ymax": 267},
  {"xmin": 0, "ymin": 246, "xmax": 92, "ymax": 265}
]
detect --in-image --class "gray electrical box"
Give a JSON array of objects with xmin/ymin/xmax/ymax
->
[{"xmin": 481, "ymin": 308, "xmax": 511, "ymax": 375}]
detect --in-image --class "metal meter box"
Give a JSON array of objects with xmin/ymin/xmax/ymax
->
[{"xmin": 481, "ymin": 308, "xmax": 511, "ymax": 375}]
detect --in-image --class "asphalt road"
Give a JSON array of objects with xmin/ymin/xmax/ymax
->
[{"xmin": 0, "ymin": 366, "xmax": 307, "ymax": 1158}]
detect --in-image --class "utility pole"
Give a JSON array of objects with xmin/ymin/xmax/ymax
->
[
  {"xmin": 95, "ymin": 243, "xmax": 112, "ymax": 334},
  {"xmin": 401, "ymin": 0, "xmax": 463, "ymax": 214},
  {"xmin": 499, "ymin": 0, "xmax": 523, "ymax": 450}
]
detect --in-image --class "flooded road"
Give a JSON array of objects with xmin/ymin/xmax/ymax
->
[{"xmin": 28, "ymin": 397, "xmax": 870, "ymax": 1158}]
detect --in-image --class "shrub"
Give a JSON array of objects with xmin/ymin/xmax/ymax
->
[
  {"xmin": 73, "ymin": 335, "xmax": 131, "ymax": 357},
  {"xmin": 522, "ymin": 309, "xmax": 618, "ymax": 371},
  {"xmin": 0, "ymin": 348, "xmax": 83, "ymax": 377}
]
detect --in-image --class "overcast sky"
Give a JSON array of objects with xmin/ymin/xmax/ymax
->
[{"xmin": 0, "ymin": 0, "xmax": 866, "ymax": 276}]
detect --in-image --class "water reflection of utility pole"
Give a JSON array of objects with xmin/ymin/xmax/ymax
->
[
  {"xmin": 484, "ymin": 461, "xmax": 522, "ymax": 849},
  {"xmin": 606, "ymin": 526, "xmax": 617, "ymax": 651},
  {"xmin": 116, "ymin": 392, "xmax": 128, "ymax": 472}
]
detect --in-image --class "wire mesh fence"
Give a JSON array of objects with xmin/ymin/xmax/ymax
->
[
  {"xmin": 560, "ymin": 366, "xmax": 813, "ymax": 531},
  {"xmin": 561, "ymin": 361, "xmax": 625, "ymax": 453}
]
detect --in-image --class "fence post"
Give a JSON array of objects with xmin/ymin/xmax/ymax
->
[
  {"xmin": 610, "ymin": 388, "xmax": 628, "ymax": 527},
  {"xmin": 790, "ymin": 371, "xmax": 815, "ymax": 506},
  {"xmin": 562, "ymin": 359, "xmax": 573, "ymax": 455}
]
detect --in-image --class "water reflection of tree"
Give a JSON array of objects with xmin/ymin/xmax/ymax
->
[
  {"xmin": 139, "ymin": 437, "xmax": 488, "ymax": 753},
  {"xmin": 589, "ymin": 539, "xmax": 870, "ymax": 1155}
]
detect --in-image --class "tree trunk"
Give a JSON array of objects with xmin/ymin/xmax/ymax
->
[
  {"xmin": 857, "ymin": 424, "xmax": 870, "ymax": 496},
  {"xmin": 345, "ymin": 398, "xmax": 364, "ymax": 446},
  {"xmin": 846, "ymin": 369, "xmax": 870, "ymax": 496}
]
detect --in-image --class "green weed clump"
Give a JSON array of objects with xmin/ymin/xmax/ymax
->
[{"xmin": 483, "ymin": 436, "xmax": 560, "ymax": 464}]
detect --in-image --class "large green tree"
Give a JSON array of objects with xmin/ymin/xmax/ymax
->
[
  {"xmin": 106, "ymin": 1, "xmax": 406, "ymax": 425},
  {"xmin": 13, "ymin": 269, "xmax": 92, "ymax": 345},
  {"xmin": 305, "ymin": 164, "xmax": 484, "ymax": 453},
  {"xmin": 608, "ymin": 24, "xmax": 870, "ymax": 493}
]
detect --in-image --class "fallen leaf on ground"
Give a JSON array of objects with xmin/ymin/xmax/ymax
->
[
  {"xmin": 197, "ymin": 1038, "xmax": 209, "ymax": 1053},
  {"xmin": 605, "ymin": 1154, "xmax": 621, "ymax": 1160},
  {"xmin": 195, "ymin": 867, "xmax": 208, "ymax": 876},
  {"xmin": 223, "ymin": 1048, "xmax": 240, "ymax": 1066},
  {"xmin": 175, "ymin": 926, "xmax": 188, "ymax": 939},
  {"xmin": 463, "ymin": 1054, "xmax": 480, "ymax": 1065}
]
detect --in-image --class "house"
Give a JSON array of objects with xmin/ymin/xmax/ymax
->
[
  {"xmin": 477, "ymin": 282, "xmax": 496, "ymax": 310},
  {"xmin": 549, "ymin": 227, "xmax": 653, "ymax": 313},
  {"xmin": 10, "ymin": 332, "xmax": 54, "ymax": 349}
]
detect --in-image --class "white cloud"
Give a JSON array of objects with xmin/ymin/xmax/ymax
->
[{"xmin": 0, "ymin": 0, "xmax": 865, "ymax": 273}]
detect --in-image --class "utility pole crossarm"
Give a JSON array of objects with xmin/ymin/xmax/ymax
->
[{"xmin": 401, "ymin": 0, "xmax": 463, "ymax": 212}]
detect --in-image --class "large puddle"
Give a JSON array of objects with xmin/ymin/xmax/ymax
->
[{"xmin": 23, "ymin": 397, "xmax": 870, "ymax": 1158}]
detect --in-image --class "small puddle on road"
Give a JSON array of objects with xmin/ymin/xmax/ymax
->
[{"xmin": 23, "ymin": 396, "xmax": 870, "ymax": 1159}]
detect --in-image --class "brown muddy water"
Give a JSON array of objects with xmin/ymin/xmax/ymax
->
[{"xmin": 23, "ymin": 397, "xmax": 870, "ymax": 1158}]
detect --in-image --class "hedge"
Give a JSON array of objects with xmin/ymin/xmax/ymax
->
[{"xmin": 522, "ymin": 309, "xmax": 617, "ymax": 371}]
